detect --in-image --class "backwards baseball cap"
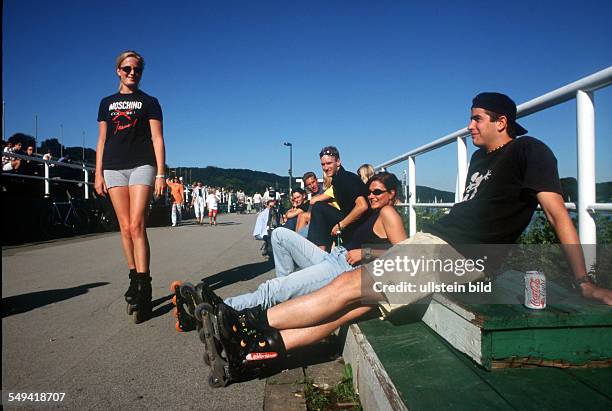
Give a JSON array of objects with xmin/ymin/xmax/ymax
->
[{"xmin": 471, "ymin": 92, "xmax": 527, "ymax": 136}]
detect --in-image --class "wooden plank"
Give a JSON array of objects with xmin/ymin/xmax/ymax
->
[
  {"xmin": 449, "ymin": 347, "xmax": 612, "ymax": 410},
  {"xmin": 421, "ymin": 298, "xmax": 484, "ymax": 365},
  {"xmin": 435, "ymin": 271, "xmax": 612, "ymax": 330},
  {"xmin": 490, "ymin": 327, "xmax": 612, "ymax": 365},
  {"xmin": 359, "ymin": 318, "xmax": 612, "ymax": 409},
  {"xmin": 566, "ymin": 368, "xmax": 612, "ymax": 399},
  {"xmin": 358, "ymin": 319, "xmax": 513, "ymax": 410}
]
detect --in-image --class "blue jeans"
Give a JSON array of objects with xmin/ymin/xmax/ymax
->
[
  {"xmin": 225, "ymin": 227, "xmax": 353, "ymax": 310},
  {"xmin": 271, "ymin": 227, "xmax": 327, "ymax": 277},
  {"xmin": 171, "ymin": 203, "xmax": 182, "ymax": 225}
]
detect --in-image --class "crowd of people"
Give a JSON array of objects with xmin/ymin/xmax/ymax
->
[
  {"xmin": 162, "ymin": 177, "xmax": 275, "ymax": 227},
  {"xmin": 11, "ymin": 48, "xmax": 611, "ymax": 386},
  {"xmin": 193, "ymin": 91, "xmax": 612, "ymax": 384}
]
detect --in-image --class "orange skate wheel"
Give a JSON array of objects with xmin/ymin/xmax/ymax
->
[
  {"xmin": 170, "ymin": 281, "xmax": 182, "ymax": 292},
  {"xmin": 172, "ymin": 295, "xmax": 177, "ymax": 306},
  {"xmin": 175, "ymin": 321, "xmax": 183, "ymax": 332},
  {"xmin": 232, "ymin": 325, "xmax": 237, "ymax": 333},
  {"xmin": 240, "ymin": 340, "xmax": 247, "ymax": 348},
  {"xmin": 258, "ymin": 341, "xmax": 267, "ymax": 348}
]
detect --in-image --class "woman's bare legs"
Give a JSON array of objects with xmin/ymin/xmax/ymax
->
[
  {"xmin": 128, "ymin": 185, "xmax": 153, "ymax": 272},
  {"xmin": 108, "ymin": 186, "xmax": 136, "ymax": 270},
  {"xmin": 267, "ymin": 267, "xmax": 365, "ymax": 330},
  {"xmin": 108, "ymin": 184, "xmax": 153, "ymax": 272},
  {"xmin": 280, "ymin": 305, "xmax": 373, "ymax": 351}
]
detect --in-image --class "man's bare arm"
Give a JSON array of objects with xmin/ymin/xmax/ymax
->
[{"xmin": 537, "ymin": 191, "xmax": 612, "ymax": 304}]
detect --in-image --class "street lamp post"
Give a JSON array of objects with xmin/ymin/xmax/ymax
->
[
  {"xmin": 283, "ymin": 142, "xmax": 293, "ymax": 195},
  {"xmin": 60, "ymin": 124, "xmax": 64, "ymax": 158}
]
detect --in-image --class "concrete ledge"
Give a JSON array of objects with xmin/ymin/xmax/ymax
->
[{"xmin": 342, "ymin": 324, "xmax": 408, "ymax": 411}]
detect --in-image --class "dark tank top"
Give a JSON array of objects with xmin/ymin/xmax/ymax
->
[{"xmin": 344, "ymin": 210, "xmax": 389, "ymax": 250}]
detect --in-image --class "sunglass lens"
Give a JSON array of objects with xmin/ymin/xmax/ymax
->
[{"xmin": 121, "ymin": 66, "xmax": 142, "ymax": 75}]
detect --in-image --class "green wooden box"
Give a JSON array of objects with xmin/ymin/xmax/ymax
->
[{"xmin": 415, "ymin": 271, "xmax": 612, "ymax": 370}]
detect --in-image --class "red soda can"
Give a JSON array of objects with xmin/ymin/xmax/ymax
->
[{"xmin": 524, "ymin": 271, "xmax": 546, "ymax": 309}]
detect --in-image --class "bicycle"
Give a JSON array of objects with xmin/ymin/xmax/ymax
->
[{"xmin": 38, "ymin": 198, "xmax": 90, "ymax": 239}]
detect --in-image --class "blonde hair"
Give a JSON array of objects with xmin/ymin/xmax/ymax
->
[
  {"xmin": 323, "ymin": 173, "xmax": 332, "ymax": 190},
  {"xmin": 115, "ymin": 50, "xmax": 145, "ymax": 70},
  {"xmin": 115, "ymin": 51, "xmax": 144, "ymax": 91},
  {"xmin": 357, "ymin": 164, "xmax": 375, "ymax": 184}
]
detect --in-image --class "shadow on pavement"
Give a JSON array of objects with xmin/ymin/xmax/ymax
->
[
  {"xmin": 201, "ymin": 260, "xmax": 274, "ymax": 290},
  {"xmin": 2, "ymin": 282, "xmax": 110, "ymax": 318},
  {"xmin": 151, "ymin": 294, "xmax": 174, "ymax": 319}
]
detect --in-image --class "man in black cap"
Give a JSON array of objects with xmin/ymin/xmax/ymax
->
[{"xmin": 210, "ymin": 93, "xmax": 611, "ymax": 372}]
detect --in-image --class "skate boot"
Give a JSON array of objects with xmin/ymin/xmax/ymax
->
[
  {"xmin": 217, "ymin": 302, "xmax": 268, "ymax": 344},
  {"xmin": 127, "ymin": 273, "xmax": 152, "ymax": 324},
  {"xmin": 124, "ymin": 269, "xmax": 138, "ymax": 304},
  {"xmin": 219, "ymin": 318, "xmax": 287, "ymax": 383},
  {"xmin": 199, "ymin": 283, "xmax": 224, "ymax": 310}
]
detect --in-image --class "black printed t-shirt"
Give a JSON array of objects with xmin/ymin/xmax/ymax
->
[
  {"xmin": 331, "ymin": 166, "xmax": 369, "ymax": 216},
  {"xmin": 97, "ymin": 90, "xmax": 162, "ymax": 170},
  {"xmin": 426, "ymin": 137, "xmax": 562, "ymax": 245}
]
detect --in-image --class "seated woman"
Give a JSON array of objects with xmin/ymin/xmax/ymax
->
[
  {"xmin": 357, "ymin": 163, "xmax": 375, "ymax": 184},
  {"xmin": 222, "ymin": 172, "xmax": 407, "ymax": 310}
]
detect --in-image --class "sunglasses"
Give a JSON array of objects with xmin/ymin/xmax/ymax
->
[
  {"xmin": 369, "ymin": 189, "xmax": 388, "ymax": 195},
  {"xmin": 319, "ymin": 149, "xmax": 339, "ymax": 157},
  {"xmin": 120, "ymin": 66, "xmax": 143, "ymax": 75}
]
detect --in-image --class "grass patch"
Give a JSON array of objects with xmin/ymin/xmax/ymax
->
[{"xmin": 304, "ymin": 364, "xmax": 361, "ymax": 410}]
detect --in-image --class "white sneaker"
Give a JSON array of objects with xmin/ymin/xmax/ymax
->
[{"xmin": 172, "ymin": 223, "xmax": 177, "ymax": 227}]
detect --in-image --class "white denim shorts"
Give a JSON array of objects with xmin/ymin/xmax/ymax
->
[{"xmin": 104, "ymin": 165, "xmax": 156, "ymax": 188}]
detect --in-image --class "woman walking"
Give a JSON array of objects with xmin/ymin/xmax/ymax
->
[{"xmin": 94, "ymin": 50, "xmax": 166, "ymax": 322}]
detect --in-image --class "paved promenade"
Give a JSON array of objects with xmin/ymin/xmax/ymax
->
[{"xmin": 2, "ymin": 213, "xmax": 275, "ymax": 410}]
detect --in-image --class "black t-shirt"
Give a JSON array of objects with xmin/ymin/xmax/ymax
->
[
  {"xmin": 426, "ymin": 137, "xmax": 562, "ymax": 245},
  {"xmin": 284, "ymin": 201, "xmax": 310, "ymax": 231},
  {"xmin": 97, "ymin": 90, "xmax": 162, "ymax": 170},
  {"xmin": 331, "ymin": 166, "xmax": 369, "ymax": 216}
]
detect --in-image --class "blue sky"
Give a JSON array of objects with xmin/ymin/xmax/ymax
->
[{"xmin": 3, "ymin": 0, "xmax": 611, "ymax": 191}]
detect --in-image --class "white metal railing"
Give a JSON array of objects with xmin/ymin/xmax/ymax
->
[
  {"xmin": 1, "ymin": 152, "xmax": 95, "ymax": 199},
  {"xmin": 376, "ymin": 67, "xmax": 612, "ymax": 253}
]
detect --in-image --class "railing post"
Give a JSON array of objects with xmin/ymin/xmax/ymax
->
[
  {"xmin": 576, "ymin": 90, "xmax": 597, "ymax": 269},
  {"xmin": 84, "ymin": 166, "xmax": 89, "ymax": 200},
  {"xmin": 44, "ymin": 161, "xmax": 50, "ymax": 197},
  {"xmin": 456, "ymin": 136, "xmax": 468, "ymax": 202},
  {"xmin": 403, "ymin": 169, "xmax": 408, "ymax": 204},
  {"xmin": 408, "ymin": 156, "xmax": 416, "ymax": 238}
]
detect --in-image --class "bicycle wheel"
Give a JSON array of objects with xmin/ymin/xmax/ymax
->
[
  {"xmin": 75, "ymin": 206, "xmax": 91, "ymax": 234},
  {"xmin": 38, "ymin": 206, "xmax": 63, "ymax": 239},
  {"xmin": 65, "ymin": 206, "xmax": 90, "ymax": 235}
]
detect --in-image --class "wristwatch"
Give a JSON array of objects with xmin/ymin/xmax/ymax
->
[
  {"xmin": 364, "ymin": 248, "xmax": 372, "ymax": 262},
  {"xmin": 574, "ymin": 272, "xmax": 596, "ymax": 289}
]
